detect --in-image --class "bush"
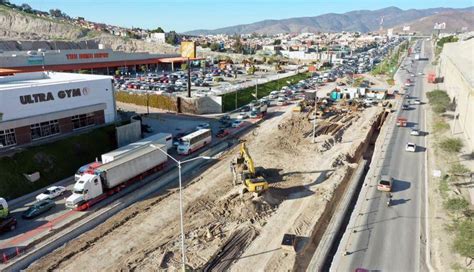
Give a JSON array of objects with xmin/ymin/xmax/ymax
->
[
  {"xmin": 451, "ymin": 219, "xmax": 474, "ymax": 259},
  {"xmin": 439, "ymin": 138, "xmax": 463, "ymax": 153},
  {"xmin": 444, "ymin": 198, "xmax": 469, "ymax": 213},
  {"xmin": 449, "ymin": 163, "xmax": 470, "ymax": 176},
  {"xmin": 426, "ymin": 90, "xmax": 451, "ymax": 114},
  {"xmin": 433, "ymin": 119, "xmax": 450, "ymax": 133}
]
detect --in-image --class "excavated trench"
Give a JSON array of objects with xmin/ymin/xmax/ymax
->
[{"xmin": 295, "ymin": 110, "xmax": 388, "ymax": 271}]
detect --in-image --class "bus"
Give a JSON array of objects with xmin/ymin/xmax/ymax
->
[{"xmin": 177, "ymin": 129, "xmax": 212, "ymax": 155}]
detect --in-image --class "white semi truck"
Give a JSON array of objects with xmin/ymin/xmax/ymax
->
[
  {"xmin": 75, "ymin": 133, "xmax": 172, "ymax": 181},
  {"xmin": 66, "ymin": 143, "xmax": 168, "ymax": 209}
]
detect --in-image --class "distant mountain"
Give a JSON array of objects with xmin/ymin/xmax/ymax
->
[{"xmin": 184, "ymin": 6, "xmax": 474, "ymax": 35}]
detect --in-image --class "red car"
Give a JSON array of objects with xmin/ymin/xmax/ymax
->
[{"xmin": 216, "ymin": 129, "xmax": 230, "ymax": 138}]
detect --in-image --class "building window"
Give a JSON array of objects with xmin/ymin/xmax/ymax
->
[
  {"xmin": 30, "ymin": 120, "xmax": 60, "ymax": 140},
  {"xmin": 71, "ymin": 113, "xmax": 95, "ymax": 130},
  {"xmin": 0, "ymin": 129, "xmax": 16, "ymax": 147}
]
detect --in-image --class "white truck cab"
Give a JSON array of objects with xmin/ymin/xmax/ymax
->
[{"xmin": 66, "ymin": 174, "xmax": 103, "ymax": 208}]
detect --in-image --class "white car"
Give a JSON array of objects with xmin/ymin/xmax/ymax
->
[
  {"xmin": 418, "ymin": 72, "xmax": 423, "ymax": 75},
  {"xmin": 413, "ymin": 99, "xmax": 421, "ymax": 105},
  {"xmin": 231, "ymin": 120, "xmax": 243, "ymax": 128},
  {"xmin": 237, "ymin": 112, "xmax": 248, "ymax": 120},
  {"xmin": 36, "ymin": 186, "xmax": 66, "ymax": 201},
  {"xmin": 410, "ymin": 128, "xmax": 420, "ymax": 136},
  {"xmin": 196, "ymin": 123, "xmax": 210, "ymax": 130},
  {"xmin": 405, "ymin": 142, "xmax": 417, "ymax": 152}
]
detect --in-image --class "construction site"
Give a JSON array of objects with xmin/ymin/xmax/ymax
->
[{"xmin": 25, "ymin": 95, "xmax": 388, "ymax": 271}]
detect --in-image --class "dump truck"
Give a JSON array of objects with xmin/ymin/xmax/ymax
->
[
  {"xmin": 0, "ymin": 198, "xmax": 8, "ymax": 219},
  {"xmin": 66, "ymin": 143, "xmax": 168, "ymax": 210}
]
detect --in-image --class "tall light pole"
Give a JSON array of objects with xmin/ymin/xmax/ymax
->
[{"xmin": 150, "ymin": 144, "xmax": 211, "ymax": 271}]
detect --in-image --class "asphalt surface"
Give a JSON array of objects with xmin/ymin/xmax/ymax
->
[{"xmin": 331, "ymin": 39, "xmax": 431, "ymax": 271}]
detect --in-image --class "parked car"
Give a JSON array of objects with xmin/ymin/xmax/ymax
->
[
  {"xmin": 377, "ymin": 175, "xmax": 393, "ymax": 192},
  {"xmin": 231, "ymin": 120, "xmax": 243, "ymax": 128},
  {"xmin": 36, "ymin": 186, "xmax": 66, "ymax": 201},
  {"xmin": 22, "ymin": 199, "xmax": 55, "ymax": 219},
  {"xmin": 405, "ymin": 142, "xmax": 417, "ymax": 152},
  {"xmin": 0, "ymin": 216, "xmax": 17, "ymax": 233}
]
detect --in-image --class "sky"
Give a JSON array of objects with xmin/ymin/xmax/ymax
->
[{"xmin": 10, "ymin": 0, "xmax": 474, "ymax": 32}]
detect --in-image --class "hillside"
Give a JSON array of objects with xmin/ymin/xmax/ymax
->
[
  {"xmin": 392, "ymin": 11, "xmax": 474, "ymax": 34},
  {"xmin": 185, "ymin": 6, "xmax": 474, "ymax": 35},
  {"xmin": 0, "ymin": 4, "xmax": 178, "ymax": 54}
]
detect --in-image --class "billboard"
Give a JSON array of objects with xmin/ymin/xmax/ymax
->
[
  {"xmin": 180, "ymin": 41, "xmax": 196, "ymax": 58},
  {"xmin": 403, "ymin": 26, "xmax": 411, "ymax": 31},
  {"xmin": 434, "ymin": 22, "xmax": 446, "ymax": 30}
]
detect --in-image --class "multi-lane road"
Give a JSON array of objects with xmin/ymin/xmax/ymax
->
[{"xmin": 331, "ymin": 39, "xmax": 432, "ymax": 271}]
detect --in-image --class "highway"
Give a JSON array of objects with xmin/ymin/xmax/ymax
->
[{"xmin": 331, "ymin": 39, "xmax": 431, "ymax": 271}]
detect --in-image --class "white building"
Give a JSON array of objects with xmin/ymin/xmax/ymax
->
[
  {"xmin": 147, "ymin": 33, "xmax": 166, "ymax": 44},
  {"xmin": 0, "ymin": 72, "xmax": 115, "ymax": 148}
]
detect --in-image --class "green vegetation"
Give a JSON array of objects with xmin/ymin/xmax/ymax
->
[
  {"xmin": 444, "ymin": 198, "xmax": 469, "ymax": 215},
  {"xmin": 448, "ymin": 217, "xmax": 474, "ymax": 260},
  {"xmin": 116, "ymin": 91, "xmax": 177, "ymax": 111},
  {"xmin": 371, "ymin": 40, "xmax": 408, "ymax": 83},
  {"xmin": 437, "ymin": 35, "xmax": 459, "ymax": 48},
  {"xmin": 150, "ymin": 27, "xmax": 164, "ymax": 33},
  {"xmin": 438, "ymin": 175, "xmax": 450, "ymax": 199},
  {"xmin": 0, "ymin": 126, "xmax": 116, "ymax": 199},
  {"xmin": 449, "ymin": 163, "xmax": 470, "ymax": 177},
  {"xmin": 439, "ymin": 138, "xmax": 464, "ymax": 154},
  {"xmin": 221, "ymin": 72, "xmax": 310, "ymax": 112},
  {"xmin": 426, "ymin": 89, "xmax": 451, "ymax": 114},
  {"xmin": 433, "ymin": 118, "xmax": 450, "ymax": 133}
]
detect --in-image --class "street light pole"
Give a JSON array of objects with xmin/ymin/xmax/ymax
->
[{"xmin": 149, "ymin": 144, "xmax": 211, "ymax": 271}]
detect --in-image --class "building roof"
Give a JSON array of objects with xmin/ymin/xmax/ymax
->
[{"xmin": 0, "ymin": 71, "xmax": 112, "ymax": 91}]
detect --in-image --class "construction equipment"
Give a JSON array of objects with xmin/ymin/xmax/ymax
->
[{"xmin": 230, "ymin": 142, "xmax": 269, "ymax": 195}]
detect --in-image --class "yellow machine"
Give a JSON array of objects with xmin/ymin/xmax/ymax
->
[{"xmin": 231, "ymin": 143, "xmax": 269, "ymax": 194}]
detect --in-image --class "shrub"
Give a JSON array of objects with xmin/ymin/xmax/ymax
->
[
  {"xmin": 433, "ymin": 119, "xmax": 450, "ymax": 133},
  {"xmin": 426, "ymin": 90, "xmax": 450, "ymax": 114},
  {"xmin": 451, "ymin": 219, "xmax": 474, "ymax": 259},
  {"xmin": 439, "ymin": 138, "xmax": 463, "ymax": 153},
  {"xmin": 449, "ymin": 163, "xmax": 470, "ymax": 176},
  {"xmin": 444, "ymin": 198, "xmax": 469, "ymax": 214}
]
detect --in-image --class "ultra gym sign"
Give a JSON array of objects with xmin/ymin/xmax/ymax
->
[{"xmin": 19, "ymin": 88, "xmax": 90, "ymax": 105}]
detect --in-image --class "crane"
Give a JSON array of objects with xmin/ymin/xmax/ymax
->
[{"xmin": 230, "ymin": 142, "xmax": 269, "ymax": 195}]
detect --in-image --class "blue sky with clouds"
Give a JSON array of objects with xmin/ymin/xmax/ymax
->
[{"xmin": 10, "ymin": 0, "xmax": 473, "ymax": 32}]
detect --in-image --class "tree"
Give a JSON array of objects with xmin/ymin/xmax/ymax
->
[
  {"xmin": 273, "ymin": 39, "xmax": 281, "ymax": 45},
  {"xmin": 233, "ymin": 35, "xmax": 243, "ymax": 54},
  {"xmin": 166, "ymin": 31, "xmax": 179, "ymax": 45},
  {"xmin": 20, "ymin": 3, "xmax": 32, "ymax": 11},
  {"xmin": 49, "ymin": 9, "xmax": 63, "ymax": 17},
  {"xmin": 150, "ymin": 27, "xmax": 164, "ymax": 33},
  {"xmin": 209, "ymin": 42, "xmax": 220, "ymax": 52}
]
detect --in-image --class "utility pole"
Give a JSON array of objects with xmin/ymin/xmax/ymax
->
[
  {"xmin": 187, "ymin": 57, "xmax": 191, "ymax": 98},
  {"xmin": 255, "ymin": 78, "xmax": 258, "ymax": 99},
  {"xmin": 312, "ymin": 113, "xmax": 317, "ymax": 143}
]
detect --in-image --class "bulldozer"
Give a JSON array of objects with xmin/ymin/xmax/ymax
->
[{"xmin": 230, "ymin": 142, "xmax": 269, "ymax": 195}]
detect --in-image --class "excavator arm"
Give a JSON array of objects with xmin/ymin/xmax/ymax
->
[{"xmin": 239, "ymin": 143, "xmax": 256, "ymax": 175}]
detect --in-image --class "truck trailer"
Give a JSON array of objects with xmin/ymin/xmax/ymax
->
[{"xmin": 66, "ymin": 143, "xmax": 168, "ymax": 210}]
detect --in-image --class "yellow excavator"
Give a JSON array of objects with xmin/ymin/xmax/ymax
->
[{"xmin": 231, "ymin": 142, "xmax": 269, "ymax": 195}]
